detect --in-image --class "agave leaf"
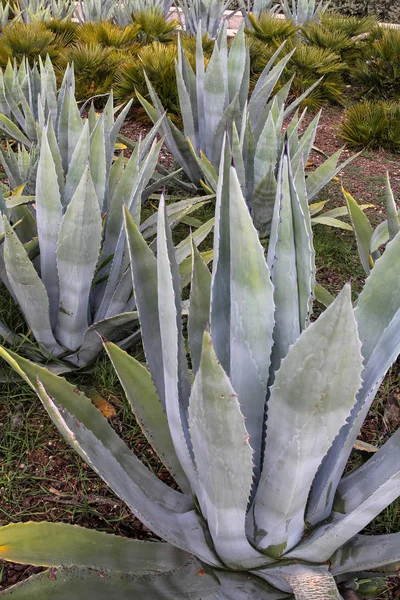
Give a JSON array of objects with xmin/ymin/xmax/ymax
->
[
  {"xmin": 343, "ymin": 187, "xmax": 374, "ymax": 274},
  {"xmin": 156, "ymin": 194, "xmax": 198, "ymax": 494},
  {"xmin": 0, "ymin": 114, "xmax": 32, "ymax": 147},
  {"xmin": 252, "ymin": 286, "xmax": 363, "ymax": 556},
  {"xmin": 229, "ymin": 165, "xmax": 275, "ymax": 474},
  {"xmin": 55, "ymin": 165, "xmax": 102, "ymax": 351},
  {"xmin": 89, "ymin": 114, "xmax": 107, "ymax": 210},
  {"xmin": 180, "ymin": 250, "xmax": 213, "ymax": 289},
  {"xmin": 105, "ymin": 341, "xmax": 191, "ymax": 494},
  {"xmin": 0, "ymin": 348, "xmax": 220, "ymax": 566},
  {"xmin": 0, "ymin": 560, "xmax": 218, "ymax": 599},
  {"xmin": 203, "ymin": 49, "xmax": 225, "ymax": 161},
  {"xmin": 330, "ymin": 532, "xmax": 400, "ymax": 575},
  {"xmin": 57, "ymin": 89, "xmax": 84, "ymax": 174},
  {"xmin": 290, "ymin": 429, "xmax": 400, "ymax": 562},
  {"xmin": 314, "ymin": 282, "xmax": 335, "ymax": 307},
  {"xmin": 305, "ymin": 150, "xmax": 357, "ymax": 201},
  {"xmin": 188, "ymin": 241, "xmax": 211, "ymax": 374},
  {"xmin": 175, "ymin": 218, "xmax": 215, "ymax": 265},
  {"xmin": 73, "ymin": 311, "xmax": 139, "ymax": 367},
  {"xmin": 46, "ymin": 119, "xmax": 65, "ymax": 200},
  {"xmin": 35, "ymin": 126, "xmax": 62, "ymax": 328},
  {"xmin": 256, "ymin": 564, "xmax": 341, "ymax": 600},
  {"xmin": 267, "ymin": 145, "xmax": 314, "ymax": 374},
  {"xmin": 213, "ymin": 571, "xmax": 290, "ymax": 600},
  {"xmin": 189, "ymin": 331, "xmax": 269, "ymax": 569},
  {"xmin": 175, "ymin": 60, "xmax": 196, "ymax": 144},
  {"xmin": 311, "ymin": 215, "xmax": 353, "ymax": 230},
  {"xmin": 385, "ymin": 172, "xmax": 400, "ymax": 241},
  {"xmin": 2, "ymin": 217, "xmax": 61, "ymax": 355},
  {"xmin": 227, "ymin": 25, "xmax": 247, "ymax": 105},
  {"xmin": 0, "ymin": 522, "xmax": 192, "ymax": 573}
]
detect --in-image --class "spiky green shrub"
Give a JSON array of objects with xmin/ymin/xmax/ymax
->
[
  {"xmin": 246, "ymin": 11, "xmax": 299, "ymax": 45},
  {"xmin": 354, "ymin": 26, "xmax": 400, "ymax": 99},
  {"xmin": 115, "ymin": 42, "xmax": 182, "ymax": 122},
  {"xmin": 56, "ymin": 43, "xmax": 124, "ymax": 99},
  {"xmin": 113, "ymin": 0, "xmax": 173, "ymax": 24},
  {"xmin": 43, "ymin": 18, "xmax": 78, "ymax": 46},
  {"xmin": 76, "ymin": 21, "xmax": 141, "ymax": 51},
  {"xmin": 318, "ymin": 10, "xmax": 377, "ymax": 36},
  {"xmin": 340, "ymin": 100, "xmax": 400, "ymax": 152},
  {"xmin": 0, "ymin": 21, "xmax": 60, "ymax": 67},
  {"xmin": 250, "ymin": 40, "xmax": 347, "ymax": 109},
  {"xmin": 132, "ymin": 8, "xmax": 179, "ymax": 44},
  {"xmin": 1, "ymin": 142, "xmax": 400, "ymax": 598}
]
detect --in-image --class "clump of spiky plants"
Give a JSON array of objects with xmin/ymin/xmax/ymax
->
[
  {"xmin": 318, "ymin": 10, "xmax": 378, "ymax": 37},
  {"xmin": 179, "ymin": 30, "xmax": 214, "ymax": 56},
  {"xmin": 0, "ymin": 21, "xmax": 60, "ymax": 67},
  {"xmin": 340, "ymin": 100, "xmax": 400, "ymax": 152},
  {"xmin": 132, "ymin": 8, "xmax": 179, "ymax": 44},
  {"xmin": 354, "ymin": 26, "xmax": 400, "ymax": 100},
  {"xmin": 56, "ymin": 43, "xmax": 123, "ymax": 99},
  {"xmin": 250, "ymin": 40, "xmax": 347, "ymax": 110},
  {"xmin": 115, "ymin": 41, "xmax": 183, "ymax": 122},
  {"xmin": 43, "ymin": 18, "xmax": 78, "ymax": 46},
  {"xmin": 246, "ymin": 11, "xmax": 299, "ymax": 45},
  {"xmin": 76, "ymin": 21, "xmax": 141, "ymax": 52}
]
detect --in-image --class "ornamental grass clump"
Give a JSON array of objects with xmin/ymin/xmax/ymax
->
[{"xmin": 0, "ymin": 139, "xmax": 399, "ymax": 598}]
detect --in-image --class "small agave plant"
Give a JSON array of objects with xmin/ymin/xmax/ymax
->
[
  {"xmin": 0, "ymin": 139, "xmax": 399, "ymax": 598},
  {"xmin": 281, "ymin": 0, "xmax": 329, "ymax": 25},
  {"xmin": 0, "ymin": 81, "xmax": 213, "ymax": 366},
  {"xmin": 141, "ymin": 25, "xmax": 353, "ymax": 234}
]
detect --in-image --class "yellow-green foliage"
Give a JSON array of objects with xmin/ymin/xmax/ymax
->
[
  {"xmin": 43, "ymin": 19, "xmax": 78, "ymax": 46},
  {"xmin": 76, "ymin": 21, "xmax": 141, "ymax": 51},
  {"xmin": 115, "ymin": 42, "xmax": 182, "ymax": 122},
  {"xmin": 56, "ymin": 43, "xmax": 124, "ymax": 99},
  {"xmin": 132, "ymin": 9, "xmax": 179, "ymax": 44},
  {"xmin": 246, "ymin": 12, "xmax": 299, "ymax": 45},
  {"xmin": 250, "ymin": 39, "xmax": 347, "ymax": 110},
  {"xmin": 340, "ymin": 100, "xmax": 400, "ymax": 151},
  {"xmin": 318, "ymin": 11, "xmax": 377, "ymax": 37},
  {"xmin": 354, "ymin": 26, "xmax": 400, "ymax": 99},
  {"xmin": 0, "ymin": 22, "xmax": 61, "ymax": 66}
]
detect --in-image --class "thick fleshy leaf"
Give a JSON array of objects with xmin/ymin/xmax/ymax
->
[
  {"xmin": 188, "ymin": 331, "xmax": 269, "ymax": 570},
  {"xmin": 267, "ymin": 145, "xmax": 314, "ymax": 375},
  {"xmin": 211, "ymin": 571, "xmax": 290, "ymax": 600},
  {"xmin": 256, "ymin": 565, "xmax": 341, "ymax": 600},
  {"xmin": 104, "ymin": 341, "xmax": 191, "ymax": 495},
  {"xmin": 229, "ymin": 165, "xmax": 275, "ymax": 474},
  {"xmin": 330, "ymin": 532, "xmax": 400, "ymax": 575},
  {"xmin": 252, "ymin": 286, "xmax": 363, "ymax": 556},
  {"xmin": 290, "ymin": 428, "xmax": 400, "ymax": 562},
  {"xmin": 55, "ymin": 165, "xmax": 102, "ymax": 351},
  {"xmin": 343, "ymin": 187, "xmax": 374, "ymax": 274},
  {"xmin": 123, "ymin": 206, "xmax": 165, "ymax": 409},
  {"xmin": 305, "ymin": 150, "xmax": 356, "ymax": 201},
  {"xmin": 0, "ymin": 348, "xmax": 221, "ymax": 566},
  {"xmin": 156, "ymin": 195, "xmax": 198, "ymax": 495},
  {"xmin": 0, "ymin": 560, "xmax": 219, "ymax": 599},
  {"xmin": 0, "ymin": 522, "xmax": 191, "ymax": 573},
  {"xmin": 2, "ymin": 217, "xmax": 61, "ymax": 355},
  {"xmin": 35, "ymin": 126, "xmax": 62, "ymax": 327},
  {"xmin": 188, "ymin": 240, "xmax": 211, "ymax": 374}
]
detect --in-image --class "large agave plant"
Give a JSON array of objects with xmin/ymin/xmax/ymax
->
[{"xmin": 1, "ymin": 141, "xmax": 399, "ymax": 598}]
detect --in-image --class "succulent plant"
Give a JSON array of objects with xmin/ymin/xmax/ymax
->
[
  {"xmin": 281, "ymin": 0, "xmax": 329, "ymax": 24},
  {"xmin": 140, "ymin": 25, "xmax": 353, "ymax": 235},
  {"xmin": 16, "ymin": 0, "xmax": 76, "ymax": 23},
  {"xmin": 176, "ymin": 0, "xmax": 233, "ymax": 38},
  {"xmin": 0, "ymin": 82, "xmax": 213, "ymax": 366},
  {"xmin": 1, "ymin": 140, "xmax": 399, "ymax": 598}
]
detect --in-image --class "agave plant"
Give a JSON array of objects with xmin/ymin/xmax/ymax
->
[
  {"xmin": 176, "ymin": 0, "xmax": 233, "ymax": 38},
  {"xmin": 77, "ymin": 0, "xmax": 114, "ymax": 22},
  {"xmin": 1, "ymin": 140, "xmax": 400, "ymax": 598},
  {"xmin": 141, "ymin": 25, "xmax": 352, "ymax": 236},
  {"xmin": 0, "ymin": 1, "xmax": 12, "ymax": 29},
  {"xmin": 0, "ymin": 81, "xmax": 214, "ymax": 366},
  {"xmin": 16, "ymin": 0, "xmax": 76, "ymax": 23},
  {"xmin": 113, "ymin": 0, "xmax": 174, "ymax": 25},
  {"xmin": 281, "ymin": 0, "xmax": 329, "ymax": 24},
  {"xmin": 343, "ymin": 172, "xmax": 400, "ymax": 276}
]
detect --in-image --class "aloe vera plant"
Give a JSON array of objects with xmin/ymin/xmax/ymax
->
[
  {"xmin": 141, "ymin": 25, "xmax": 353, "ymax": 234},
  {"xmin": 1, "ymin": 140, "xmax": 399, "ymax": 598}
]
